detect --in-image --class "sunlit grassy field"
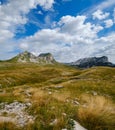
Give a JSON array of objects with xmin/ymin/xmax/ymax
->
[{"xmin": 0, "ymin": 62, "xmax": 115, "ymax": 130}]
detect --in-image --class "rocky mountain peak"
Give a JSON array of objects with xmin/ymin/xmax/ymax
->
[
  {"xmin": 39, "ymin": 53, "xmax": 52, "ymax": 57},
  {"xmin": 17, "ymin": 51, "xmax": 36, "ymax": 63},
  {"xmin": 38, "ymin": 53, "xmax": 55, "ymax": 63},
  {"xmin": 10, "ymin": 51, "xmax": 56, "ymax": 64},
  {"xmin": 69, "ymin": 56, "xmax": 114, "ymax": 68}
]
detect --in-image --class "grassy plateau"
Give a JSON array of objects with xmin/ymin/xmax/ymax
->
[{"xmin": 0, "ymin": 62, "xmax": 114, "ymax": 130}]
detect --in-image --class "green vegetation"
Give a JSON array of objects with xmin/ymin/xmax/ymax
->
[
  {"xmin": 0, "ymin": 122, "xmax": 20, "ymax": 130},
  {"xmin": 0, "ymin": 62, "xmax": 115, "ymax": 130}
]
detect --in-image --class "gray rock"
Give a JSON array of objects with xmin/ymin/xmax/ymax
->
[
  {"xmin": 0, "ymin": 101, "xmax": 34, "ymax": 127},
  {"xmin": 9, "ymin": 51, "xmax": 56, "ymax": 64},
  {"xmin": 55, "ymin": 86, "xmax": 64, "ymax": 89},
  {"xmin": 68, "ymin": 56, "xmax": 115, "ymax": 68},
  {"xmin": 73, "ymin": 120, "xmax": 87, "ymax": 130}
]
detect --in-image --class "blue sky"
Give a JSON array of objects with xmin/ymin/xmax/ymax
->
[{"xmin": 0, "ymin": 0, "xmax": 115, "ymax": 63}]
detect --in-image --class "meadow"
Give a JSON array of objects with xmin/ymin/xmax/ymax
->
[{"xmin": 0, "ymin": 62, "xmax": 115, "ymax": 130}]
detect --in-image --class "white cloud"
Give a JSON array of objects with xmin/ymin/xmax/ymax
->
[
  {"xmin": 35, "ymin": 0, "xmax": 55, "ymax": 10},
  {"xmin": 104, "ymin": 19, "xmax": 113, "ymax": 28},
  {"xmin": 95, "ymin": 0, "xmax": 115, "ymax": 10},
  {"xmin": 113, "ymin": 8, "xmax": 115, "ymax": 23},
  {"xmin": 20, "ymin": 16, "xmax": 110, "ymax": 62},
  {"xmin": 92, "ymin": 10, "xmax": 109, "ymax": 20},
  {"xmin": 94, "ymin": 33, "xmax": 115, "ymax": 62},
  {"xmin": 84, "ymin": 0, "xmax": 115, "ymax": 18},
  {"xmin": 0, "ymin": 0, "xmax": 54, "ymax": 32},
  {"xmin": 0, "ymin": 0, "xmax": 54, "ymax": 59},
  {"xmin": 19, "ymin": 26, "xmax": 115, "ymax": 63},
  {"xmin": 59, "ymin": 15, "xmax": 103, "ymax": 39},
  {"xmin": 0, "ymin": 41, "xmax": 18, "ymax": 60}
]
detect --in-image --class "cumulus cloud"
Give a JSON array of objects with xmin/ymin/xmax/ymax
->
[
  {"xmin": 0, "ymin": 0, "xmax": 54, "ymax": 35},
  {"xmin": 20, "ymin": 15, "xmax": 104, "ymax": 52},
  {"xmin": 104, "ymin": 19, "xmax": 113, "ymax": 28},
  {"xmin": 94, "ymin": 33, "xmax": 115, "ymax": 62},
  {"xmin": 92, "ymin": 10, "xmax": 109, "ymax": 20},
  {"xmin": 18, "ymin": 13, "xmax": 115, "ymax": 63},
  {"xmin": 59, "ymin": 15, "xmax": 103, "ymax": 39},
  {"xmin": 0, "ymin": 0, "xmax": 54, "ymax": 59},
  {"xmin": 19, "ymin": 15, "xmax": 115, "ymax": 63}
]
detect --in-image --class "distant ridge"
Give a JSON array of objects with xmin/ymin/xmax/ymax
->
[
  {"xmin": 1, "ymin": 52, "xmax": 115, "ymax": 68},
  {"xmin": 7, "ymin": 51, "xmax": 56, "ymax": 64},
  {"xmin": 67, "ymin": 56, "xmax": 115, "ymax": 68}
]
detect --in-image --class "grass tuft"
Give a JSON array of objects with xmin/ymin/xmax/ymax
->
[{"xmin": 77, "ymin": 95, "xmax": 115, "ymax": 130}]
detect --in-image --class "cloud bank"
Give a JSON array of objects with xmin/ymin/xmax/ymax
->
[{"xmin": 0, "ymin": 0, "xmax": 115, "ymax": 63}]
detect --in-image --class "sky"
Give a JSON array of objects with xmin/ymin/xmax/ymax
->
[{"xmin": 0, "ymin": 0, "xmax": 115, "ymax": 63}]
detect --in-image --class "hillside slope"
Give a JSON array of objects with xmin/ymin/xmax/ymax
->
[
  {"xmin": 7, "ymin": 51, "xmax": 56, "ymax": 64},
  {"xmin": 0, "ymin": 62, "xmax": 115, "ymax": 130}
]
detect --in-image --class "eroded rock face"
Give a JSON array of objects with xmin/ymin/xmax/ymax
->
[
  {"xmin": 17, "ymin": 51, "xmax": 37, "ymax": 63},
  {"xmin": 11, "ymin": 51, "xmax": 56, "ymax": 64},
  {"xmin": 37, "ymin": 53, "xmax": 56, "ymax": 64},
  {"xmin": 0, "ymin": 101, "xmax": 34, "ymax": 127},
  {"xmin": 68, "ymin": 56, "xmax": 115, "ymax": 68}
]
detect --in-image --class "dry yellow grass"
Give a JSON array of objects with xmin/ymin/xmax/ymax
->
[
  {"xmin": 52, "ymin": 91, "xmax": 71, "ymax": 102},
  {"xmin": 31, "ymin": 89, "xmax": 47, "ymax": 103},
  {"xmin": 0, "ymin": 63, "xmax": 115, "ymax": 129},
  {"xmin": 77, "ymin": 95, "xmax": 115, "ymax": 130},
  {"xmin": 0, "ymin": 122, "xmax": 19, "ymax": 130}
]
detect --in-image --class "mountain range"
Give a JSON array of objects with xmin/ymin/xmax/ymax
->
[
  {"xmin": 68, "ymin": 56, "xmax": 115, "ymax": 68},
  {"xmin": 7, "ymin": 51, "xmax": 56, "ymax": 64},
  {"xmin": 1, "ymin": 51, "xmax": 115, "ymax": 68}
]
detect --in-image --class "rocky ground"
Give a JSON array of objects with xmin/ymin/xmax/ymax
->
[{"xmin": 0, "ymin": 101, "xmax": 34, "ymax": 127}]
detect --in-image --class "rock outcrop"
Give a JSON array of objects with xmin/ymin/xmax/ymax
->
[
  {"xmin": 38, "ymin": 53, "xmax": 55, "ymax": 64},
  {"xmin": 68, "ymin": 56, "xmax": 115, "ymax": 68},
  {"xmin": 9, "ymin": 51, "xmax": 56, "ymax": 64},
  {"xmin": 16, "ymin": 51, "xmax": 37, "ymax": 63},
  {"xmin": 0, "ymin": 101, "xmax": 34, "ymax": 127}
]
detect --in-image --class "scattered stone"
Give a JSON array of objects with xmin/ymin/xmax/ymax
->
[
  {"xmin": 24, "ymin": 90, "xmax": 32, "ymax": 97},
  {"xmin": 0, "ymin": 101, "xmax": 34, "ymax": 127},
  {"xmin": 62, "ymin": 113, "xmax": 67, "ymax": 116},
  {"xmin": 82, "ymin": 104, "xmax": 87, "ymax": 108},
  {"xmin": 65, "ymin": 99, "xmax": 69, "ymax": 103},
  {"xmin": 73, "ymin": 101, "xmax": 80, "ymax": 105},
  {"xmin": 73, "ymin": 120, "xmax": 87, "ymax": 130},
  {"xmin": 25, "ymin": 102, "xmax": 32, "ymax": 107},
  {"xmin": 55, "ymin": 86, "xmax": 64, "ymax": 89},
  {"xmin": 50, "ymin": 119, "xmax": 58, "ymax": 126},
  {"xmin": 48, "ymin": 91, "xmax": 52, "ymax": 95},
  {"xmin": 92, "ymin": 91, "xmax": 97, "ymax": 96}
]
